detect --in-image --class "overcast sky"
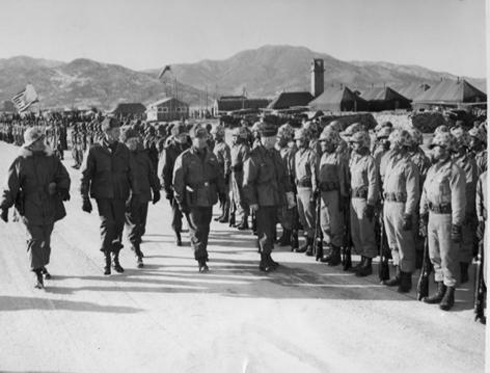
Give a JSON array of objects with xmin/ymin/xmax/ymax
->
[{"xmin": 0, "ymin": 0, "xmax": 486, "ymax": 78}]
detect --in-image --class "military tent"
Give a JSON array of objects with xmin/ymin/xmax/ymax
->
[
  {"xmin": 361, "ymin": 86, "xmax": 412, "ymax": 111},
  {"xmin": 267, "ymin": 92, "xmax": 314, "ymax": 110},
  {"xmin": 308, "ymin": 86, "xmax": 368, "ymax": 112}
]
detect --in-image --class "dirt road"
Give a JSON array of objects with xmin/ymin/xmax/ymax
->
[{"xmin": 0, "ymin": 142, "xmax": 486, "ymax": 373}]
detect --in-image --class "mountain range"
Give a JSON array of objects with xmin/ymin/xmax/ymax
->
[{"xmin": 0, "ymin": 45, "xmax": 485, "ymax": 110}]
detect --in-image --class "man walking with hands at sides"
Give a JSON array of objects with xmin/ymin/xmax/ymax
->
[
  {"xmin": 243, "ymin": 122, "xmax": 294, "ymax": 272},
  {"xmin": 172, "ymin": 125, "xmax": 226, "ymax": 273},
  {"xmin": 1, "ymin": 127, "xmax": 70, "ymax": 289},
  {"xmin": 80, "ymin": 117, "xmax": 138, "ymax": 275}
]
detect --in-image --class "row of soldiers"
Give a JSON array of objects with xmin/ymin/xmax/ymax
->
[{"xmin": 160, "ymin": 116, "xmax": 487, "ymax": 315}]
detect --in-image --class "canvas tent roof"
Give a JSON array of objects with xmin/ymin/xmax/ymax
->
[
  {"xmin": 361, "ymin": 87, "xmax": 411, "ymax": 102},
  {"xmin": 110, "ymin": 103, "xmax": 146, "ymax": 114},
  {"xmin": 394, "ymin": 82, "xmax": 431, "ymax": 100},
  {"xmin": 413, "ymin": 79, "xmax": 486, "ymax": 104},
  {"xmin": 215, "ymin": 97, "xmax": 270, "ymax": 112},
  {"xmin": 267, "ymin": 91, "xmax": 314, "ymax": 110},
  {"xmin": 309, "ymin": 86, "xmax": 368, "ymax": 111}
]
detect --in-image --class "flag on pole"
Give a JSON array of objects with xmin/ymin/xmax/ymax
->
[{"xmin": 12, "ymin": 83, "xmax": 39, "ymax": 112}]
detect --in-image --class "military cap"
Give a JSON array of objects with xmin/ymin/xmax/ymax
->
[
  {"xmin": 23, "ymin": 127, "xmax": 45, "ymax": 147},
  {"xmin": 189, "ymin": 124, "xmax": 208, "ymax": 139},
  {"xmin": 101, "ymin": 117, "xmax": 121, "ymax": 132},
  {"xmin": 349, "ymin": 130, "xmax": 371, "ymax": 149},
  {"xmin": 120, "ymin": 126, "xmax": 139, "ymax": 143},
  {"xmin": 259, "ymin": 122, "xmax": 278, "ymax": 137},
  {"xmin": 294, "ymin": 128, "xmax": 309, "ymax": 140},
  {"xmin": 388, "ymin": 129, "xmax": 412, "ymax": 148},
  {"xmin": 429, "ymin": 132, "xmax": 455, "ymax": 151}
]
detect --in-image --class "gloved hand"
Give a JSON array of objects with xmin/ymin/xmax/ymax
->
[
  {"xmin": 250, "ymin": 204, "xmax": 259, "ymax": 213},
  {"xmin": 82, "ymin": 197, "xmax": 92, "ymax": 213},
  {"xmin": 451, "ymin": 224, "xmax": 462, "ymax": 243},
  {"xmin": 0, "ymin": 208, "xmax": 8, "ymax": 223},
  {"xmin": 402, "ymin": 213, "xmax": 413, "ymax": 231},
  {"xmin": 476, "ymin": 221, "xmax": 485, "ymax": 241},
  {"xmin": 152, "ymin": 189, "xmax": 161, "ymax": 205},
  {"xmin": 165, "ymin": 189, "xmax": 173, "ymax": 201},
  {"xmin": 363, "ymin": 204, "xmax": 375, "ymax": 221}
]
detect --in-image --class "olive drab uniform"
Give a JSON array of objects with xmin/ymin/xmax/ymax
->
[
  {"xmin": 420, "ymin": 160, "xmax": 466, "ymax": 288},
  {"xmin": 476, "ymin": 171, "xmax": 487, "ymax": 285},
  {"xmin": 213, "ymin": 137, "xmax": 231, "ymax": 222},
  {"xmin": 383, "ymin": 152, "xmax": 420, "ymax": 274},
  {"xmin": 294, "ymin": 147, "xmax": 318, "ymax": 242},
  {"xmin": 172, "ymin": 146, "xmax": 225, "ymax": 264},
  {"xmin": 276, "ymin": 142, "xmax": 296, "ymax": 236},
  {"xmin": 230, "ymin": 139, "xmax": 250, "ymax": 226},
  {"xmin": 349, "ymin": 149, "xmax": 379, "ymax": 261}
]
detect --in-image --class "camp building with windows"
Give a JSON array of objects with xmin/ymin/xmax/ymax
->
[{"xmin": 146, "ymin": 97, "xmax": 189, "ymax": 122}]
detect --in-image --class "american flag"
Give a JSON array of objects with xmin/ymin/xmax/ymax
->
[{"xmin": 12, "ymin": 83, "xmax": 39, "ymax": 112}]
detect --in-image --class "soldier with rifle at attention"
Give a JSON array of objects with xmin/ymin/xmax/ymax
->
[
  {"xmin": 316, "ymin": 126, "xmax": 349, "ymax": 265},
  {"xmin": 243, "ymin": 122, "xmax": 294, "ymax": 272},
  {"xmin": 419, "ymin": 131, "xmax": 466, "ymax": 311},
  {"xmin": 160, "ymin": 123, "xmax": 190, "ymax": 246},
  {"xmin": 348, "ymin": 130, "xmax": 379, "ymax": 277},
  {"xmin": 381, "ymin": 129, "xmax": 420, "ymax": 292}
]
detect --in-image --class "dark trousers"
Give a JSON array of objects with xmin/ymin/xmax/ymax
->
[
  {"xmin": 188, "ymin": 207, "xmax": 213, "ymax": 261},
  {"xmin": 170, "ymin": 197, "xmax": 183, "ymax": 233},
  {"xmin": 125, "ymin": 200, "xmax": 149, "ymax": 250},
  {"xmin": 96, "ymin": 198, "xmax": 126, "ymax": 253},
  {"xmin": 25, "ymin": 223, "xmax": 54, "ymax": 270},
  {"xmin": 257, "ymin": 206, "xmax": 277, "ymax": 255}
]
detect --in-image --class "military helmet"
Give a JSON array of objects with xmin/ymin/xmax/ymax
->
[
  {"xmin": 468, "ymin": 124, "xmax": 487, "ymax": 144},
  {"xmin": 294, "ymin": 128, "xmax": 309, "ymax": 140},
  {"xmin": 341, "ymin": 122, "xmax": 364, "ymax": 137},
  {"xmin": 251, "ymin": 121, "xmax": 263, "ymax": 133},
  {"xmin": 120, "ymin": 125, "xmax": 139, "ymax": 143},
  {"xmin": 319, "ymin": 128, "xmax": 341, "ymax": 146},
  {"xmin": 429, "ymin": 132, "xmax": 455, "ymax": 151},
  {"xmin": 303, "ymin": 121, "xmax": 319, "ymax": 137},
  {"xmin": 450, "ymin": 126, "xmax": 470, "ymax": 151},
  {"xmin": 407, "ymin": 127, "xmax": 423, "ymax": 146},
  {"xmin": 326, "ymin": 120, "xmax": 343, "ymax": 133},
  {"xmin": 349, "ymin": 130, "xmax": 370, "ymax": 149},
  {"xmin": 388, "ymin": 129, "xmax": 412, "ymax": 148},
  {"xmin": 376, "ymin": 126, "xmax": 393, "ymax": 139},
  {"xmin": 210, "ymin": 125, "xmax": 225, "ymax": 138},
  {"xmin": 434, "ymin": 125, "xmax": 449, "ymax": 135},
  {"xmin": 277, "ymin": 123, "xmax": 294, "ymax": 140}
]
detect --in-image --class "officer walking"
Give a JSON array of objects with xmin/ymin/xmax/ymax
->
[
  {"xmin": 211, "ymin": 125, "xmax": 231, "ymax": 223},
  {"xmin": 420, "ymin": 132, "xmax": 466, "ymax": 311},
  {"xmin": 348, "ymin": 131, "xmax": 379, "ymax": 276},
  {"xmin": 172, "ymin": 124, "xmax": 225, "ymax": 272},
  {"xmin": 230, "ymin": 127, "xmax": 250, "ymax": 229},
  {"xmin": 243, "ymin": 122, "xmax": 294, "ymax": 272},
  {"xmin": 381, "ymin": 129, "xmax": 419, "ymax": 292},
  {"xmin": 160, "ymin": 123, "xmax": 190, "ymax": 246},
  {"xmin": 80, "ymin": 117, "xmax": 138, "ymax": 275}
]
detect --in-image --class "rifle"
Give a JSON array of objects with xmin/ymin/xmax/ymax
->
[
  {"xmin": 314, "ymin": 194, "xmax": 323, "ymax": 261},
  {"xmin": 416, "ymin": 236, "xmax": 432, "ymax": 301},
  {"xmin": 474, "ymin": 237, "xmax": 486, "ymax": 323},
  {"xmin": 342, "ymin": 198, "xmax": 352, "ymax": 271},
  {"xmin": 378, "ymin": 205, "xmax": 390, "ymax": 282}
]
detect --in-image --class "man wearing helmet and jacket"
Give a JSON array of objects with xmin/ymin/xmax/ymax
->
[
  {"xmin": 348, "ymin": 130, "xmax": 379, "ymax": 276},
  {"xmin": 293, "ymin": 127, "xmax": 318, "ymax": 255},
  {"xmin": 275, "ymin": 123, "xmax": 298, "ymax": 249},
  {"xmin": 317, "ymin": 127, "xmax": 349, "ymax": 265},
  {"xmin": 420, "ymin": 132, "xmax": 466, "ymax": 311},
  {"xmin": 211, "ymin": 125, "xmax": 231, "ymax": 223},
  {"xmin": 469, "ymin": 123, "xmax": 487, "ymax": 175},
  {"xmin": 230, "ymin": 127, "xmax": 251, "ymax": 230},
  {"xmin": 381, "ymin": 129, "xmax": 420, "ymax": 292},
  {"xmin": 243, "ymin": 122, "xmax": 294, "ymax": 272},
  {"xmin": 450, "ymin": 126, "xmax": 478, "ymax": 284}
]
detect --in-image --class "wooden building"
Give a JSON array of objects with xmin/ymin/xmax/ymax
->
[{"xmin": 146, "ymin": 97, "xmax": 189, "ymax": 122}]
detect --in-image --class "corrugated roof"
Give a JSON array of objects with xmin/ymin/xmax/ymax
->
[
  {"xmin": 267, "ymin": 91, "xmax": 314, "ymax": 110},
  {"xmin": 413, "ymin": 79, "xmax": 486, "ymax": 104}
]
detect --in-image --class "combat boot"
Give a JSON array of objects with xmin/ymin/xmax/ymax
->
[
  {"xmin": 259, "ymin": 253, "xmax": 272, "ymax": 272},
  {"xmin": 198, "ymin": 259, "xmax": 209, "ymax": 273},
  {"xmin": 41, "ymin": 266, "xmax": 52, "ymax": 280},
  {"xmin": 349, "ymin": 256, "xmax": 366, "ymax": 273},
  {"xmin": 112, "ymin": 252, "xmax": 124, "ymax": 273},
  {"xmin": 291, "ymin": 231, "xmax": 299, "ymax": 252},
  {"xmin": 397, "ymin": 271, "xmax": 412, "ymax": 293},
  {"xmin": 305, "ymin": 238, "xmax": 314, "ymax": 256},
  {"xmin": 218, "ymin": 209, "xmax": 229, "ymax": 223},
  {"xmin": 175, "ymin": 231, "xmax": 182, "ymax": 246},
  {"xmin": 439, "ymin": 286, "xmax": 455, "ymax": 311},
  {"xmin": 103, "ymin": 251, "xmax": 111, "ymax": 275},
  {"xmin": 228, "ymin": 213, "xmax": 236, "ymax": 227},
  {"xmin": 460, "ymin": 262, "xmax": 469, "ymax": 284},
  {"xmin": 423, "ymin": 282, "xmax": 447, "ymax": 304},
  {"xmin": 383, "ymin": 265, "xmax": 401, "ymax": 286},
  {"xmin": 251, "ymin": 216, "xmax": 257, "ymax": 235},
  {"xmin": 356, "ymin": 257, "xmax": 373, "ymax": 277},
  {"xmin": 236, "ymin": 219, "xmax": 249, "ymax": 230},
  {"xmin": 278, "ymin": 229, "xmax": 292, "ymax": 247},
  {"xmin": 33, "ymin": 268, "xmax": 44, "ymax": 289},
  {"xmin": 322, "ymin": 245, "xmax": 341, "ymax": 266},
  {"xmin": 295, "ymin": 237, "xmax": 309, "ymax": 253},
  {"xmin": 267, "ymin": 253, "xmax": 279, "ymax": 269}
]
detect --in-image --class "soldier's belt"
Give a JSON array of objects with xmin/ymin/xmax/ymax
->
[
  {"xmin": 297, "ymin": 178, "xmax": 312, "ymax": 188},
  {"xmin": 319, "ymin": 181, "xmax": 339, "ymax": 192},
  {"xmin": 428, "ymin": 202, "xmax": 452, "ymax": 214},
  {"xmin": 384, "ymin": 192, "xmax": 407, "ymax": 203},
  {"xmin": 351, "ymin": 187, "xmax": 368, "ymax": 199}
]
